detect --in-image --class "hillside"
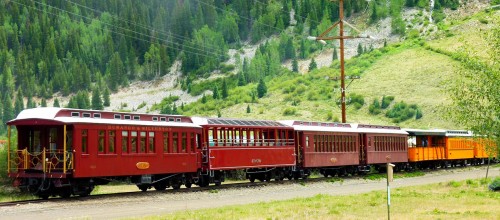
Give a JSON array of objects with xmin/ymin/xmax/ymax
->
[{"xmin": 1, "ymin": 0, "xmax": 499, "ymax": 135}]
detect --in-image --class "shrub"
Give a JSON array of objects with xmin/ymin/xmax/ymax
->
[
  {"xmin": 385, "ymin": 101, "xmax": 420, "ymax": 123},
  {"xmin": 381, "ymin": 95, "xmax": 394, "ymax": 109},
  {"xmin": 349, "ymin": 93, "xmax": 364, "ymax": 110},
  {"xmin": 369, "ymin": 99, "xmax": 381, "ymax": 115},
  {"xmin": 283, "ymin": 107, "xmax": 297, "ymax": 116}
]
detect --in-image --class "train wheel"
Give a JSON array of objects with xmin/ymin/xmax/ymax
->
[
  {"xmin": 153, "ymin": 184, "xmax": 167, "ymax": 191},
  {"xmin": 138, "ymin": 185, "xmax": 149, "ymax": 192},
  {"xmin": 58, "ymin": 187, "xmax": 72, "ymax": 198},
  {"xmin": 249, "ymin": 177, "xmax": 255, "ymax": 183},
  {"xmin": 185, "ymin": 183, "xmax": 192, "ymax": 188}
]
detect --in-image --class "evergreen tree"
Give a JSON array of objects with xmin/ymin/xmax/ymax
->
[
  {"xmin": 67, "ymin": 97, "xmax": 77, "ymax": 109},
  {"xmin": 221, "ymin": 80, "xmax": 228, "ymax": 99},
  {"xmin": 384, "ymin": 39, "xmax": 388, "ymax": 47},
  {"xmin": 246, "ymin": 105, "xmax": 251, "ymax": 113},
  {"xmin": 103, "ymin": 87, "xmax": 111, "ymax": 107},
  {"xmin": 370, "ymin": 2, "xmax": 378, "ymax": 23},
  {"xmin": 91, "ymin": 87, "xmax": 104, "ymax": 110},
  {"xmin": 332, "ymin": 46, "xmax": 338, "ymax": 61},
  {"xmin": 238, "ymin": 72, "xmax": 246, "ymax": 86},
  {"xmin": 257, "ymin": 79, "xmax": 267, "ymax": 98},
  {"xmin": 201, "ymin": 94, "xmax": 207, "ymax": 104},
  {"xmin": 3, "ymin": 95, "xmax": 14, "ymax": 123},
  {"xmin": 292, "ymin": 58, "xmax": 299, "ymax": 72},
  {"xmin": 357, "ymin": 43, "xmax": 364, "ymax": 56},
  {"xmin": 309, "ymin": 58, "xmax": 317, "ymax": 71},
  {"xmin": 53, "ymin": 98, "xmax": 60, "ymax": 107},
  {"xmin": 41, "ymin": 98, "xmax": 47, "ymax": 107},
  {"xmin": 213, "ymin": 86, "xmax": 220, "ymax": 99},
  {"xmin": 14, "ymin": 89, "xmax": 24, "ymax": 116},
  {"xmin": 26, "ymin": 95, "xmax": 35, "ymax": 109}
]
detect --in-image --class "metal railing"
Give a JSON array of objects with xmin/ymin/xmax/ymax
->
[{"xmin": 9, "ymin": 148, "xmax": 73, "ymax": 174}]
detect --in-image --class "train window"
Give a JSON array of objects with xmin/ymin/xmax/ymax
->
[
  {"xmin": 108, "ymin": 131, "xmax": 116, "ymax": 153},
  {"xmin": 83, "ymin": 113, "xmax": 91, "ymax": 118},
  {"xmin": 122, "ymin": 131, "xmax": 128, "ymax": 154},
  {"xmin": 176, "ymin": 118, "xmax": 181, "ymax": 122},
  {"xmin": 81, "ymin": 130, "xmax": 88, "ymax": 154},
  {"xmin": 168, "ymin": 118, "xmax": 174, "ymax": 122},
  {"xmin": 190, "ymin": 133, "xmax": 195, "ymax": 152},
  {"xmin": 124, "ymin": 115, "xmax": 131, "ymax": 120},
  {"xmin": 172, "ymin": 132, "xmax": 178, "ymax": 153},
  {"xmin": 98, "ymin": 130, "xmax": 105, "ymax": 153},
  {"xmin": 181, "ymin": 132, "xmax": 187, "ymax": 153},
  {"xmin": 160, "ymin": 117, "xmax": 166, "ymax": 122},
  {"xmin": 313, "ymin": 135, "xmax": 317, "ymax": 152},
  {"xmin": 148, "ymin": 132, "xmax": 155, "ymax": 153},
  {"xmin": 134, "ymin": 116, "xmax": 141, "ymax": 121},
  {"xmin": 93, "ymin": 113, "xmax": 101, "ymax": 118},
  {"xmin": 71, "ymin": 112, "xmax": 80, "ymax": 117},
  {"xmin": 152, "ymin": 117, "xmax": 158, "ymax": 121},
  {"xmin": 140, "ymin": 132, "xmax": 146, "ymax": 153},
  {"xmin": 114, "ymin": 114, "xmax": 121, "ymax": 120},
  {"xmin": 163, "ymin": 132, "xmax": 170, "ymax": 153},
  {"xmin": 306, "ymin": 136, "xmax": 309, "ymax": 148},
  {"xmin": 131, "ymin": 131, "xmax": 138, "ymax": 153}
]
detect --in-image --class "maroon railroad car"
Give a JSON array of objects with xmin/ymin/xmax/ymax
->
[
  {"xmin": 7, "ymin": 108, "xmax": 202, "ymax": 198},
  {"xmin": 357, "ymin": 124, "xmax": 408, "ymax": 171},
  {"xmin": 192, "ymin": 117, "xmax": 296, "ymax": 184},
  {"xmin": 281, "ymin": 120, "xmax": 361, "ymax": 178}
]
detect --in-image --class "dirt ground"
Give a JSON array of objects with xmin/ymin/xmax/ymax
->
[{"xmin": 0, "ymin": 166, "xmax": 498, "ymax": 220}]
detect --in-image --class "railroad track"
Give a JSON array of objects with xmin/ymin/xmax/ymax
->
[{"xmin": 0, "ymin": 165, "xmax": 491, "ymax": 207}]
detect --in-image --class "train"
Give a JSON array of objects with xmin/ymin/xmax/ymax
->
[{"xmin": 5, "ymin": 107, "xmax": 496, "ymax": 199}]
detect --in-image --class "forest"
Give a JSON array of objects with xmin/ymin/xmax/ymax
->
[{"xmin": 0, "ymin": 0, "xmax": 461, "ymax": 135}]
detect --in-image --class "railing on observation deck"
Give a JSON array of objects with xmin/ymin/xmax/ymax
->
[{"xmin": 9, "ymin": 148, "xmax": 73, "ymax": 174}]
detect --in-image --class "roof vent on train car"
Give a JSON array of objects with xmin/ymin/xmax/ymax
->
[
  {"xmin": 93, "ymin": 113, "xmax": 101, "ymax": 118},
  {"xmin": 82, "ymin": 113, "xmax": 91, "ymax": 118},
  {"xmin": 71, "ymin": 112, "xmax": 80, "ymax": 117}
]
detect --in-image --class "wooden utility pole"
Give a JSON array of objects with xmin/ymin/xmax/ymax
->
[{"xmin": 308, "ymin": 0, "xmax": 372, "ymax": 123}]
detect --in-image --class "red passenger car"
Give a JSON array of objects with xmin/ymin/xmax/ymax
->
[
  {"xmin": 7, "ymin": 108, "xmax": 202, "ymax": 198},
  {"xmin": 193, "ymin": 117, "xmax": 296, "ymax": 184},
  {"xmin": 281, "ymin": 121, "xmax": 361, "ymax": 178}
]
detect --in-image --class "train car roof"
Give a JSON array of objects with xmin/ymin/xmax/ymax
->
[
  {"xmin": 192, "ymin": 117, "xmax": 291, "ymax": 128},
  {"xmin": 280, "ymin": 121, "xmax": 408, "ymax": 135},
  {"xmin": 8, "ymin": 107, "xmax": 200, "ymax": 128},
  {"xmin": 404, "ymin": 129, "xmax": 473, "ymax": 137}
]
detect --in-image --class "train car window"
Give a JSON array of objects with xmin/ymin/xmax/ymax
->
[
  {"xmin": 313, "ymin": 135, "xmax": 317, "ymax": 152},
  {"xmin": 124, "ymin": 115, "xmax": 131, "ymax": 120},
  {"xmin": 168, "ymin": 118, "xmax": 174, "ymax": 122},
  {"xmin": 163, "ymin": 132, "xmax": 170, "ymax": 153},
  {"xmin": 190, "ymin": 133, "xmax": 195, "ymax": 152},
  {"xmin": 134, "ymin": 116, "xmax": 141, "ymax": 121},
  {"xmin": 197, "ymin": 134, "xmax": 201, "ymax": 149},
  {"xmin": 306, "ymin": 136, "xmax": 309, "ymax": 148},
  {"xmin": 81, "ymin": 130, "xmax": 88, "ymax": 154},
  {"xmin": 108, "ymin": 131, "xmax": 116, "ymax": 153},
  {"xmin": 122, "ymin": 131, "xmax": 128, "ymax": 154},
  {"xmin": 176, "ymin": 118, "xmax": 181, "ymax": 122},
  {"xmin": 140, "ymin": 131, "xmax": 146, "ymax": 153},
  {"xmin": 114, "ymin": 114, "xmax": 121, "ymax": 120},
  {"xmin": 152, "ymin": 117, "xmax": 158, "ymax": 121},
  {"xmin": 148, "ymin": 132, "xmax": 155, "ymax": 153},
  {"xmin": 181, "ymin": 132, "xmax": 187, "ymax": 153},
  {"xmin": 160, "ymin": 117, "xmax": 166, "ymax": 122},
  {"xmin": 71, "ymin": 112, "xmax": 80, "ymax": 117},
  {"xmin": 93, "ymin": 113, "xmax": 101, "ymax": 118},
  {"xmin": 98, "ymin": 130, "xmax": 105, "ymax": 153},
  {"xmin": 131, "ymin": 131, "xmax": 138, "ymax": 153},
  {"xmin": 83, "ymin": 113, "xmax": 91, "ymax": 118},
  {"xmin": 172, "ymin": 132, "xmax": 178, "ymax": 153}
]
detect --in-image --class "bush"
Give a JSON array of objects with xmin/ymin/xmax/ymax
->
[
  {"xmin": 489, "ymin": 177, "xmax": 500, "ymax": 191},
  {"xmin": 381, "ymin": 95, "xmax": 394, "ymax": 109},
  {"xmin": 368, "ymin": 99, "xmax": 381, "ymax": 115},
  {"xmin": 283, "ymin": 107, "xmax": 297, "ymax": 116},
  {"xmin": 349, "ymin": 93, "xmax": 364, "ymax": 110},
  {"xmin": 385, "ymin": 101, "xmax": 420, "ymax": 123}
]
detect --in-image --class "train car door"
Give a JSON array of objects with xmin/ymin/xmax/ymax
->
[
  {"xmin": 295, "ymin": 131, "xmax": 304, "ymax": 164},
  {"xmin": 359, "ymin": 133, "xmax": 368, "ymax": 166}
]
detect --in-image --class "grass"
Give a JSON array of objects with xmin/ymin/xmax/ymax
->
[
  {"xmin": 364, "ymin": 170, "xmax": 425, "ymax": 181},
  {"xmin": 135, "ymin": 178, "xmax": 500, "ymax": 220}
]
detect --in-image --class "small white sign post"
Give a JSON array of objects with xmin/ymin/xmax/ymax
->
[{"xmin": 387, "ymin": 163, "xmax": 395, "ymax": 220}]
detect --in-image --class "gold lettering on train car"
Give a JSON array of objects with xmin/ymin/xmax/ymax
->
[
  {"xmin": 386, "ymin": 155, "xmax": 391, "ymax": 161},
  {"xmin": 330, "ymin": 157, "xmax": 337, "ymax": 163},
  {"xmin": 251, "ymin": 159, "xmax": 262, "ymax": 164},
  {"xmin": 136, "ymin": 162, "xmax": 150, "ymax": 170}
]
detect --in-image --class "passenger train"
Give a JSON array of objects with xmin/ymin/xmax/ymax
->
[{"xmin": 5, "ymin": 108, "xmax": 496, "ymax": 199}]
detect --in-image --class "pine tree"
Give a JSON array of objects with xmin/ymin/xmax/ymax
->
[
  {"xmin": 384, "ymin": 39, "xmax": 388, "ymax": 47},
  {"xmin": 257, "ymin": 79, "xmax": 267, "ymax": 98},
  {"xmin": 213, "ymin": 86, "xmax": 220, "ymax": 99},
  {"xmin": 14, "ymin": 89, "xmax": 24, "ymax": 116},
  {"xmin": 3, "ymin": 95, "xmax": 14, "ymax": 123},
  {"xmin": 357, "ymin": 43, "xmax": 364, "ymax": 56},
  {"xmin": 332, "ymin": 46, "xmax": 338, "ymax": 61},
  {"xmin": 103, "ymin": 87, "xmax": 111, "ymax": 107},
  {"xmin": 370, "ymin": 2, "xmax": 378, "ymax": 23},
  {"xmin": 221, "ymin": 80, "xmax": 228, "ymax": 99},
  {"xmin": 91, "ymin": 87, "xmax": 104, "ymax": 110},
  {"xmin": 53, "ymin": 98, "xmax": 60, "ymax": 107},
  {"xmin": 292, "ymin": 58, "xmax": 299, "ymax": 72},
  {"xmin": 201, "ymin": 94, "xmax": 207, "ymax": 104},
  {"xmin": 41, "ymin": 98, "xmax": 47, "ymax": 107},
  {"xmin": 26, "ymin": 95, "xmax": 35, "ymax": 109},
  {"xmin": 246, "ymin": 105, "xmax": 251, "ymax": 113},
  {"xmin": 309, "ymin": 58, "xmax": 317, "ymax": 71}
]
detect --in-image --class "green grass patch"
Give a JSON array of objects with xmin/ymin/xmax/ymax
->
[{"xmin": 136, "ymin": 178, "xmax": 499, "ymax": 220}]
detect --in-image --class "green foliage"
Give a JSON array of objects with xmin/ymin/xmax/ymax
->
[
  {"xmin": 309, "ymin": 58, "xmax": 317, "ymax": 71},
  {"xmin": 283, "ymin": 107, "xmax": 297, "ymax": 116},
  {"xmin": 91, "ymin": 87, "xmax": 104, "ymax": 110},
  {"xmin": 349, "ymin": 93, "xmax": 365, "ymax": 110},
  {"xmin": 103, "ymin": 88, "xmax": 111, "ymax": 107},
  {"xmin": 246, "ymin": 105, "xmax": 251, "ymax": 114},
  {"xmin": 257, "ymin": 79, "xmax": 267, "ymax": 98},
  {"xmin": 381, "ymin": 95, "xmax": 395, "ymax": 109},
  {"xmin": 292, "ymin": 59, "xmax": 299, "ymax": 72},
  {"xmin": 368, "ymin": 99, "xmax": 382, "ymax": 115},
  {"xmin": 53, "ymin": 98, "xmax": 60, "ymax": 107},
  {"xmin": 385, "ymin": 101, "xmax": 421, "ymax": 123},
  {"xmin": 489, "ymin": 177, "xmax": 500, "ymax": 191}
]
